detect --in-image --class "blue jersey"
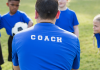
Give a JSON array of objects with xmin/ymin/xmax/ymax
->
[
  {"xmin": 0, "ymin": 10, "xmax": 31, "ymax": 36},
  {"xmin": 55, "ymin": 8, "xmax": 79, "ymax": 32},
  {"xmin": 95, "ymin": 33, "xmax": 100, "ymax": 48},
  {"xmin": 12, "ymin": 23, "xmax": 80, "ymax": 70}
]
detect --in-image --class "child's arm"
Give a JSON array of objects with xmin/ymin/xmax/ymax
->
[
  {"xmin": 74, "ymin": 25, "xmax": 79, "ymax": 37},
  {"xmin": 13, "ymin": 65, "xmax": 20, "ymax": 70},
  {"xmin": 28, "ymin": 21, "xmax": 33, "ymax": 28}
]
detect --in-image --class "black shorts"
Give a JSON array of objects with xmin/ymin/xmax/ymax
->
[
  {"xmin": 0, "ymin": 43, "xmax": 4, "ymax": 65},
  {"xmin": 8, "ymin": 36, "xmax": 13, "ymax": 61}
]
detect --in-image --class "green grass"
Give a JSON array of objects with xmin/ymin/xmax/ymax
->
[{"xmin": 0, "ymin": 0, "xmax": 100, "ymax": 70}]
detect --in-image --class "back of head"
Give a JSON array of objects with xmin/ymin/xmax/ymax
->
[
  {"xmin": 35, "ymin": 0, "xmax": 58, "ymax": 20},
  {"xmin": 93, "ymin": 14, "xmax": 100, "ymax": 22},
  {"xmin": 8, "ymin": 0, "xmax": 20, "ymax": 2}
]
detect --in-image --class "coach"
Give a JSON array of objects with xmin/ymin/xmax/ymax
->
[{"xmin": 12, "ymin": 0, "xmax": 80, "ymax": 70}]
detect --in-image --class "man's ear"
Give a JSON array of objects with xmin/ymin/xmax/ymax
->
[
  {"xmin": 35, "ymin": 10, "xmax": 39, "ymax": 19},
  {"xmin": 6, "ymin": 3, "xmax": 9, "ymax": 6},
  {"xmin": 56, "ymin": 10, "xmax": 60, "ymax": 19}
]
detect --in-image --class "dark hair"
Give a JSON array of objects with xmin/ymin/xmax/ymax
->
[
  {"xmin": 8, "ymin": 0, "xmax": 20, "ymax": 2},
  {"xmin": 35, "ymin": 0, "xmax": 58, "ymax": 20}
]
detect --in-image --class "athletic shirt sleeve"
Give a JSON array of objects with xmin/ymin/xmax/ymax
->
[
  {"xmin": 0, "ymin": 15, "xmax": 4, "ymax": 29},
  {"xmin": 72, "ymin": 38, "xmax": 80, "ymax": 69},
  {"xmin": 95, "ymin": 33, "xmax": 100, "ymax": 48},
  {"xmin": 12, "ymin": 37, "xmax": 19, "ymax": 66},
  {"xmin": 21, "ymin": 12, "xmax": 31, "ymax": 24},
  {"xmin": 73, "ymin": 12, "xmax": 79, "ymax": 26}
]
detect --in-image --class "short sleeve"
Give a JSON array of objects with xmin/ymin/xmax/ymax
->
[
  {"xmin": 21, "ymin": 12, "xmax": 31, "ymax": 24},
  {"xmin": 73, "ymin": 12, "xmax": 79, "ymax": 26},
  {"xmin": 72, "ymin": 38, "xmax": 80, "ymax": 69},
  {"xmin": 12, "ymin": 37, "xmax": 19, "ymax": 66},
  {"xmin": 0, "ymin": 17, "xmax": 4, "ymax": 29},
  {"xmin": 0, "ymin": 15, "xmax": 4, "ymax": 29}
]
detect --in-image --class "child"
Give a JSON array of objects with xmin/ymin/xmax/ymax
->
[
  {"xmin": 0, "ymin": 15, "xmax": 4, "ymax": 70},
  {"xmin": 0, "ymin": 0, "xmax": 33, "ymax": 66},
  {"xmin": 55, "ymin": 0, "xmax": 79, "ymax": 37},
  {"xmin": 93, "ymin": 14, "xmax": 100, "ymax": 53}
]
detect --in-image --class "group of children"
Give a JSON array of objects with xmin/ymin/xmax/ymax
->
[{"xmin": 0, "ymin": 0, "xmax": 100, "ymax": 70}]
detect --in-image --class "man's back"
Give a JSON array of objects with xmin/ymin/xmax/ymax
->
[{"xmin": 12, "ymin": 23, "xmax": 80, "ymax": 70}]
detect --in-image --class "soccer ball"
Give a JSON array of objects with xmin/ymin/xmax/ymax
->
[{"xmin": 12, "ymin": 22, "xmax": 28, "ymax": 36}]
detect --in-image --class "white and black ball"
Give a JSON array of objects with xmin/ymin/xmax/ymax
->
[{"xmin": 12, "ymin": 22, "xmax": 28, "ymax": 36}]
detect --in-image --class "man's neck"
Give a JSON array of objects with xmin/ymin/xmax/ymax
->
[{"xmin": 37, "ymin": 18, "xmax": 56, "ymax": 24}]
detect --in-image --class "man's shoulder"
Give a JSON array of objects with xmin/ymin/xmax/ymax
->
[
  {"xmin": 57, "ymin": 27, "xmax": 78, "ymax": 39},
  {"xmin": 61, "ymin": 30, "xmax": 80, "ymax": 50},
  {"xmin": 60, "ymin": 27, "xmax": 76, "ymax": 35},
  {"xmin": 58, "ymin": 28, "xmax": 79, "ymax": 51}
]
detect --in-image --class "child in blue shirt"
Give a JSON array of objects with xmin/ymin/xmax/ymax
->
[
  {"xmin": 93, "ymin": 14, "xmax": 100, "ymax": 53},
  {"xmin": 0, "ymin": 0, "xmax": 33, "ymax": 64},
  {"xmin": 0, "ymin": 14, "xmax": 4, "ymax": 70},
  {"xmin": 55, "ymin": 0, "xmax": 79, "ymax": 37}
]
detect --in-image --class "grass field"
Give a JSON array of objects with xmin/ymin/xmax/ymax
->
[{"xmin": 0, "ymin": 0, "xmax": 100, "ymax": 70}]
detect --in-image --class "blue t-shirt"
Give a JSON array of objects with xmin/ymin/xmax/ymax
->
[
  {"xmin": 55, "ymin": 8, "xmax": 79, "ymax": 32},
  {"xmin": 95, "ymin": 33, "xmax": 100, "ymax": 48},
  {"xmin": 0, "ymin": 10, "xmax": 31, "ymax": 36},
  {"xmin": 12, "ymin": 23, "xmax": 80, "ymax": 70}
]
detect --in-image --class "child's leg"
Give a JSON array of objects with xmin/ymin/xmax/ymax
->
[
  {"xmin": 0, "ymin": 43, "xmax": 4, "ymax": 70},
  {"xmin": 8, "ymin": 36, "xmax": 13, "ymax": 61},
  {"xmin": 8, "ymin": 36, "xmax": 14, "ymax": 70},
  {"xmin": 0, "ymin": 66, "xmax": 2, "ymax": 70}
]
